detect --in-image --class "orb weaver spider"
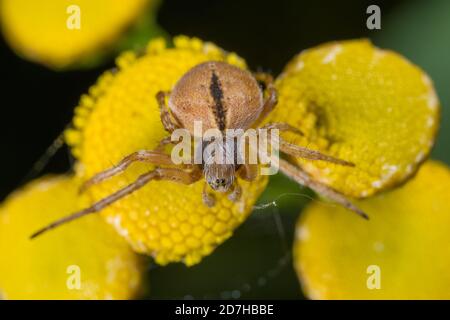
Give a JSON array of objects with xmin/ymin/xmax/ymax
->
[{"xmin": 32, "ymin": 61, "xmax": 367, "ymax": 239}]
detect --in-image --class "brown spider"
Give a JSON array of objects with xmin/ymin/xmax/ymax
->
[{"xmin": 31, "ymin": 61, "xmax": 367, "ymax": 239}]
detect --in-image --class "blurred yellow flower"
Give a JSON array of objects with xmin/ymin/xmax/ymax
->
[
  {"xmin": 65, "ymin": 36, "xmax": 267, "ymax": 266},
  {"xmin": 0, "ymin": 0, "xmax": 160, "ymax": 69},
  {"xmin": 294, "ymin": 160, "xmax": 450, "ymax": 299},
  {"xmin": 269, "ymin": 40, "xmax": 439, "ymax": 198},
  {"xmin": 0, "ymin": 175, "xmax": 146, "ymax": 299}
]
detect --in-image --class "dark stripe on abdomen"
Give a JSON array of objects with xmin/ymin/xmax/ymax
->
[{"xmin": 209, "ymin": 71, "xmax": 226, "ymax": 131}]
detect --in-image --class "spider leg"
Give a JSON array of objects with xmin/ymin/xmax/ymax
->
[
  {"xmin": 155, "ymin": 136, "xmax": 175, "ymax": 152},
  {"xmin": 238, "ymin": 164, "xmax": 258, "ymax": 181},
  {"xmin": 227, "ymin": 180, "xmax": 242, "ymax": 202},
  {"xmin": 31, "ymin": 167, "xmax": 202, "ymax": 239},
  {"xmin": 156, "ymin": 90, "xmax": 181, "ymax": 133},
  {"xmin": 278, "ymin": 158, "xmax": 368, "ymax": 219},
  {"xmin": 80, "ymin": 149, "xmax": 178, "ymax": 193},
  {"xmin": 260, "ymin": 122, "xmax": 304, "ymax": 137},
  {"xmin": 202, "ymin": 182, "xmax": 216, "ymax": 207},
  {"xmin": 277, "ymin": 136, "xmax": 354, "ymax": 166},
  {"xmin": 254, "ymin": 72, "xmax": 276, "ymax": 92},
  {"xmin": 252, "ymin": 72, "xmax": 278, "ymax": 127}
]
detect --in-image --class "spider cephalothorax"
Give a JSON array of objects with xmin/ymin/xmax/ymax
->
[{"xmin": 32, "ymin": 61, "xmax": 367, "ymax": 239}]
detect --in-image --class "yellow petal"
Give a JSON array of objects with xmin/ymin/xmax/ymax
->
[
  {"xmin": 0, "ymin": 0, "xmax": 157, "ymax": 69},
  {"xmin": 294, "ymin": 160, "xmax": 450, "ymax": 299},
  {"xmin": 268, "ymin": 40, "xmax": 439, "ymax": 198},
  {"xmin": 66, "ymin": 36, "xmax": 267, "ymax": 266},
  {"xmin": 0, "ymin": 175, "xmax": 146, "ymax": 300}
]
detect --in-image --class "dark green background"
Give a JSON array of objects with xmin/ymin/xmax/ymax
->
[{"xmin": 1, "ymin": 0, "xmax": 449, "ymax": 299}]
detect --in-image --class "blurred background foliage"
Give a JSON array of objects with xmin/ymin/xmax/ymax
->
[{"xmin": 1, "ymin": 0, "xmax": 449, "ymax": 299}]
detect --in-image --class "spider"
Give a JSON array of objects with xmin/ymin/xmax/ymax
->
[{"xmin": 31, "ymin": 61, "xmax": 367, "ymax": 239}]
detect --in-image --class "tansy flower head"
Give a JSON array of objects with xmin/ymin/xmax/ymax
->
[
  {"xmin": 294, "ymin": 160, "xmax": 450, "ymax": 299},
  {"xmin": 0, "ymin": 175, "xmax": 146, "ymax": 300},
  {"xmin": 268, "ymin": 39, "xmax": 439, "ymax": 198},
  {"xmin": 0, "ymin": 0, "xmax": 161, "ymax": 69},
  {"xmin": 65, "ymin": 36, "xmax": 267, "ymax": 266},
  {"xmin": 62, "ymin": 36, "xmax": 440, "ymax": 266}
]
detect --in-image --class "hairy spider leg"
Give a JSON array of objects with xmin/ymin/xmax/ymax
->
[
  {"xmin": 79, "ymin": 150, "xmax": 178, "ymax": 193},
  {"xmin": 278, "ymin": 158, "xmax": 368, "ymax": 219},
  {"xmin": 31, "ymin": 167, "xmax": 202, "ymax": 239},
  {"xmin": 252, "ymin": 72, "xmax": 278, "ymax": 128},
  {"xmin": 156, "ymin": 90, "xmax": 181, "ymax": 133}
]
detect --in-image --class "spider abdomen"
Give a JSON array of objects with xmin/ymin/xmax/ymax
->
[{"xmin": 168, "ymin": 61, "xmax": 263, "ymax": 135}]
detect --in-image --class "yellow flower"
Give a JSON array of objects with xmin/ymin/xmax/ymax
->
[
  {"xmin": 294, "ymin": 160, "xmax": 450, "ymax": 299},
  {"xmin": 0, "ymin": 0, "xmax": 161, "ymax": 69},
  {"xmin": 268, "ymin": 39, "xmax": 439, "ymax": 198},
  {"xmin": 64, "ymin": 36, "xmax": 439, "ymax": 266},
  {"xmin": 65, "ymin": 36, "xmax": 268, "ymax": 266},
  {"xmin": 0, "ymin": 175, "xmax": 146, "ymax": 300}
]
